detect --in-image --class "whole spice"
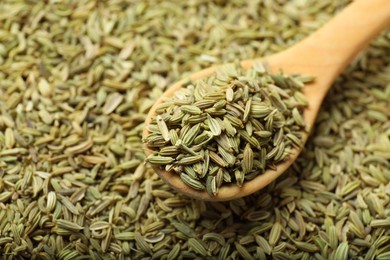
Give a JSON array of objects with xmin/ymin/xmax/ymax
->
[
  {"xmin": 144, "ymin": 64, "xmax": 311, "ymax": 194},
  {"xmin": 0, "ymin": 0, "xmax": 389, "ymax": 259}
]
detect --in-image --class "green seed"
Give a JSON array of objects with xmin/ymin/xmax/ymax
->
[
  {"xmin": 146, "ymin": 155, "xmax": 175, "ymax": 165},
  {"xmin": 207, "ymin": 114, "xmax": 222, "ymax": 136},
  {"xmin": 156, "ymin": 115, "xmax": 170, "ymax": 142},
  {"xmin": 181, "ymin": 105, "xmax": 202, "ymax": 115},
  {"xmin": 334, "ymin": 242, "xmax": 349, "ymax": 259},
  {"xmin": 242, "ymin": 144, "xmax": 254, "ymax": 174}
]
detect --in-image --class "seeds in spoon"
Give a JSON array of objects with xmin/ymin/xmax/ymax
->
[{"xmin": 144, "ymin": 64, "xmax": 311, "ymax": 195}]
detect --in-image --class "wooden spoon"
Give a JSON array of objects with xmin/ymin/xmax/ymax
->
[{"xmin": 143, "ymin": 0, "xmax": 390, "ymax": 201}]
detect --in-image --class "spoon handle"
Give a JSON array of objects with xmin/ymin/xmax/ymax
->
[{"xmin": 266, "ymin": 0, "xmax": 390, "ymax": 90}]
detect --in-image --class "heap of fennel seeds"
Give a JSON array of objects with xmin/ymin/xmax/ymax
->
[{"xmin": 144, "ymin": 63, "xmax": 313, "ymax": 195}]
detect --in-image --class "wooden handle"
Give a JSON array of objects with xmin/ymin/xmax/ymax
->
[{"xmin": 263, "ymin": 0, "xmax": 390, "ymax": 90}]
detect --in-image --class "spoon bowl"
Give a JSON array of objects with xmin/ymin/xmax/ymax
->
[{"xmin": 143, "ymin": 0, "xmax": 390, "ymax": 201}]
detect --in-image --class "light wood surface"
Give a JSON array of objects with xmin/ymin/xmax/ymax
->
[{"xmin": 143, "ymin": 0, "xmax": 390, "ymax": 201}]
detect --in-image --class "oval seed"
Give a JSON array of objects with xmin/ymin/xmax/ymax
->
[
  {"xmin": 38, "ymin": 78, "xmax": 53, "ymax": 97},
  {"xmin": 255, "ymin": 235, "xmax": 271, "ymax": 254},
  {"xmin": 243, "ymin": 98, "xmax": 252, "ymax": 123},
  {"xmin": 268, "ymin": 222, "xmax": 282, "ymax": 246},
  {"xmin": 235, "ymin": 242, "xmax": 254, "ymax": 260},
  {"xmin": 46, "ymin": 191, "xmax": 57, "ymax": 212},
  {"xmin": 334, "ymin": 241, "xmax": 349, "ymax": 259},
  {"xmin": 168, "ymin": 243, "xmax": 181, "ymax": 260},
  {"xmin": 294, "ymin": 241, "xmax": 318, "ymax": 253},
  {"xmin": 188, "ymin": 238, "xmax": 208, "ymax": 256},
  {"xmin": 5, "ymin": 128, "xmax": 15, "ymax": 149},
  {"xmin": 180, "ymin": 105, "xmax": 202, "ymax": 115},
  {"xmin": 156, "ymin": 115, "xmax": 170, "ymax": 142},
  {"xmin": 180, "ymin": 173, "xmax": 205, "ymax": 191},
  {"xmin": 135, "ymin": 232, "xmax": 153, "ymax": 255},
  {"xmin": 144, "ymin": 232, "xmax": 165, "ymax": 243},
  {"xmin": 115, "ymin": 232, "xmax": 135, "ymax": 241},
  {"xmin": 207, "ymin": 114, "xmax": 222, "ymax": 136},
  {"xmin": 56, "ymin": 219, "xmax": 83, "ymax": 232},
  {"xmin": 242, "ymin": 144, "xmax": 253, "ymax": 174},
  {"xmin": 103, "ymin": 93, "xmax": 123, "ymax": 115},
  {"xmin": 146, "ymin": 155, "xmax": 175, "ymax": 165}
]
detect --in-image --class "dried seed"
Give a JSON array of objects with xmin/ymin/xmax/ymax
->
[
  {"xmin": 182, "ymin": 124, "xmax": 201, "ymax": 146},
  {"xmin": 156, "ymin": 115, "xmax": 170, "ymax": 142},
  {"xmin": 171, "ymin": 221, "xmax": 194, "ymax": 238},
  {"xmin": 146, "ymin": 155, "xmax": 175, "ymax": 165},
  {"xmin": 177, "ymin": 155, "xmax": 203, "ymax": 165},
  {"xmin": 169, "ymin": 129, "xmax": 179, "ymax": 146},
  {"xmin": 203, "ymin": 233, "xmax": 225, "ymax": 246},
  {"xmin": 235, "ymin": 242, "xmax": 254, "ymax": 260},
  {"xmin": 218, "ymin": 145, "xmax": 236, "ymax": 166},
  {"xmin": 242, "ymin": 144, "xmax": 254, "ymax": 174},
  {"xmin": 38, "ymin": 78, "xmax": 52, "ymax": 97},
  {"xmin": 90, "ymin": 221, "xmax": 111, "ymax": 231},
  {"xmin": 0, "ymin": 1, "xmax": 386, "ymax": 258},
  {"xmin": 269, "ymin": 222, "xmax": 282, "ymax": 246},
  {"xmin": 47, "ymin": 191, "xmax": 57, "ymax": 212},
  {"xmin": 168, "ymin": 243, "xmax": 181, "ymax": 260},
  {"xmin": 243, "ymin": 98, "xmax": 252, "ymax": 123},
  {"xmin": 135, "ymin": 232, "xmax": 153, "ymax": 255},
  {"xmin": 207, "ymin": 114, "xmax": 222, "ymax": 136},
  {"xmin": 370, "ymin": 219, "xmax": 390, "ymax": 228},
  {"xmin": 294, "ymin": 241, "xmax": 318, "ymax": 253},
  {"xmin": 56, "ymin": 219, "xmax": 84, "ymax": 232},
  {"xmin": 180, "ymin": 173, "xmax": 206, "ymax": 191},
  {"xmin": 5, "ymin": 128, "xmax": 15, "ymax": 149},
  {"xmin": 115, "ymin": 232, "xmax": 135, "ymax": 240},
  {"xmin": 181, "ymin": 105, "xmax": 202, "ymax": 115},
  {"xmin": 334, "ymin": 241, "xmax": 349, "ymax": 259},
  {"xmin": 65, "ymin": 138, "xmax": 93, "ymax": 154},
  {"xmin": 188, "ymin": 238, "xmax": 208, "ymax": 256},
  {"xmin": 103, "ymin": 93, "xmax": 123, "ymax": 115},
  {"xmin": 255, "ymin": 235, "xmax": 271, "ymax": 254}
]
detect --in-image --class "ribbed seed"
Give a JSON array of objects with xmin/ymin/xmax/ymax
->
[
  {"xmin": 188, "ymin": 238, "xmax": 208, "ymax": 256},
  {"xmin": 269, "ymin": 222, "xmax": 282, "ymax": 246},
  {"xmin": 242, "ymin": 144, "xmax": 253, "ymax": 174},
  {"xmin": 135, "ymin": 232, "xmax": 152, "ymax": 255},
  {"xmin": 156, "ymin": 115, "xmax": 170, "ymax": 142},
  {"xmin": 334, "ymin": 242, "xmax": 349, "ymax": 259},
  {"xmin": 180, "ymin": 173, "xmax": 205, "ymax": 191},
  {"xmin": 207, "ymin": 114, "xmax": 222, "ymax": 136},
  {"xmin": 168, "ymin": 243, "xmax": 181, "ymax": 260},
  {"xmin": 146, "ymin": 156, "xmax": 175, "ymax": 165}
]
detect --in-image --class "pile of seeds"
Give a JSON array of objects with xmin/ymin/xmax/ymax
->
[
  {"xmin": 0, "ymin": 0, "xmax": 389, "ymax": 259},
  {"xmin": 144, "ymin": 64, "xmax": 311, "ymax": 194}
]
